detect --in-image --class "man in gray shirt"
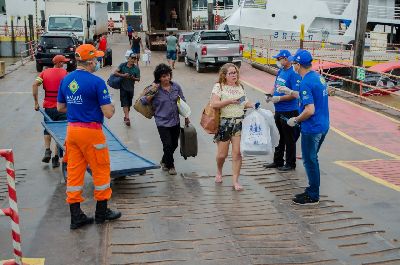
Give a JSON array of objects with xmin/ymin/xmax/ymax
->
[{"xmin": 166, "ymin": 31, "xmax": 178, "ymax": 69}]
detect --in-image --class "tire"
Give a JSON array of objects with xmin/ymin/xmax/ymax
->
[
  {"xmin": 235, "ymin": 61, "xmax": 242, "ymax": 68},
  {"xmin": 184, "ymin": 55, "xmax": 192, "ymax": 66},
  {"xmin": 36, "ymin": 62, "xmax": 43, "ymax": 72},
  {"xmin": 195, "ymin": 57, "xmax": 205, "ymax": 73},
  {"xmin": 67, "ymin": 64, "xmax": 76, "ymax": 72}
]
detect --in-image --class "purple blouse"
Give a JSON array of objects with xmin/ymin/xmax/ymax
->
[{"xmin": 140, "ymin": 81, "xmax": 186, "ymax": 127}]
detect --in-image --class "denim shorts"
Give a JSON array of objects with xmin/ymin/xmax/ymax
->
[
  {"xmin": 166, "ymin": 50, "xmax": 177, "ymax": 61},
  {"xmin": 214, "ymin": 116, "xmax": 243, "ymax": 142}
]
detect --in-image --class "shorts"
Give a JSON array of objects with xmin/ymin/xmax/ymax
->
[
  {"xmin": 120, "ymin": 89, "xmax": 134, "ymax": 107},
  {"xmin": 44, "ymin": 108, "xmax": 67, "ymax": 135},
  {"xmin": 214, "ymin": 116, "xmax": 243, "ymax": 142},
  {"xmin": 132, "ymin": 47, "xmax": 140, "ymax": 55},
  {"xmin": 166, "ymin": 50, "xmax": 177, "ymax": 61}
]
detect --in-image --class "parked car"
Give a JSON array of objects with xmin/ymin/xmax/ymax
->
[
  {"xmin": 185, "ymin": 30, "xmax": 243, "ymax": 73},
  {"xmin": 35, "ymin": 32, "xmax": 80, "ymax": 72},
  {"xmin": 177, "ymin": 32, "xmax": 194, "ymax": 62}
]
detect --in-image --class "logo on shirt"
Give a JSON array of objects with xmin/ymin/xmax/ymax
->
[
  {"xmin": 302, "ymin": 91, "xmax": 307, "ymax": 95},
  {"xmin": 66, "ymin": 94, "xmax": 83, "ymax": 105},
  {"xmin": 68, "ymin": 80, "xmax": 79, "ymax": 94},
  {"xmin": 320, "ymin": 76, "xmax": 326, "ymax": 85},
  {"xmin": 103, "ymin": 89, "xmax": 108, "ymax": 94}
]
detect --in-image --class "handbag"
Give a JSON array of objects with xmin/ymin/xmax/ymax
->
[
  {"xmin": 200, "ymin": 101, "xmax": 220, "ymax": 134},
  {"xmin": 107, "ymin": 74, "xmax": 122, "ymax": 89},
  {"xmin": 177, "ymin": 96, "xmax": 191, "ymax": 118},
  {"xmin": 134, "ymin": 85, "xmax": 155, "ymax": 119},
  {"xmin": 200, "ymin": 83, "xmax": 223, "ymax": 134}
]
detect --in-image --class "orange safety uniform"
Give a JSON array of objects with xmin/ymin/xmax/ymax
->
[{"xmin": 57, "ymin": 44, "xmax": 112, "ymax": 204}]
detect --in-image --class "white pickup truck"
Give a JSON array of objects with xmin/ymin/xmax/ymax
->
[{"xmin": 184, "ymin": 30, "xmax": 244, "ymax": 73}]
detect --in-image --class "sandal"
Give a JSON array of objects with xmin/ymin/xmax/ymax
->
[
  {"xmin": 215, "ymin": 174, "xmax": 223, "ymax": 183},
  {"xmin": 124, "ymin": 117, "xmax": 131, "ymax": 126},
  {"xmin": 232, "ymin": 183, "xmax": 244, "ymax": 191}
]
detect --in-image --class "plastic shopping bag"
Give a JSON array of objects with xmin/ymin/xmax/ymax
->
[
  {"xmin": 142, "ymin": 53, "xmax": 149, "ymax": 63},
  {"xmin": 177, "ymin": 96, "xmax": 191, "ymax": 118},
  {"xmin": 240, "ymin": 110, "xmax": 270, "ymax": 156},
  {"xmin": 258, "ymin": 108, "xmax": 280, "ymax": 151}
]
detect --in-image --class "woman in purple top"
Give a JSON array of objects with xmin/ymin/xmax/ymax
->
[{"xmin": 141, "ymin": 64, "xmax": 190, "ymax": 175}]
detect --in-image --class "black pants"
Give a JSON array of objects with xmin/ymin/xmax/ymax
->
[
  {"xmin": 157, "ymin": 125, "xmax": 180, "ymax": 169},
  {"xmin": 273, "ymin": 110, "xmax": 300, "ymax": 168}
]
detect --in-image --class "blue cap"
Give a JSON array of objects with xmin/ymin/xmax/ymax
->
[
  {"xmin": 288, "ymin": 49, "xmax": 313, "ymax": 66},
  {"xmin": 272, "ymin": 49, "xmax": 291, "ymax": 59}
]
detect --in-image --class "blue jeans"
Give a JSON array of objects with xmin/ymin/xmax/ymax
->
[{"xmin": 301, "ymin": 130, "xmax": 328, "ymax": 200}]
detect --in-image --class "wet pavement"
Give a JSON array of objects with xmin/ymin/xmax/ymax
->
[{"xmin": 0, "ymin": 34, "xmax": 400, "ymax": 264}]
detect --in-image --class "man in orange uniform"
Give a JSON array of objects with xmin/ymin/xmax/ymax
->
[
  {"xmin": 32, "ymin": 55, "xmax": 69, "ymax": 168},
  {"xmin": 57, "ymin": 44, "xmax": 121, "ymax": 229}
]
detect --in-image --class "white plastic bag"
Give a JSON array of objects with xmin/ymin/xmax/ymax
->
[
  {"xmin": 258, "ymin": 108, "xmax": 280, "ymax": 152},
  {"xmin": 240, "ymin": 110, "xmax": 270, "ymax": 156},
  {"xmin": 142, "ymin": 53, "xmax": 149, "ymax": 63},
  {"xmin": 177, "ymin": 97, "xmax": 191, "ymax": 118}
]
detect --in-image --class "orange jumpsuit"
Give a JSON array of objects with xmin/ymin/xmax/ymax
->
[{"xmin": 65, "ymin": 124, "xmax": 112, "ymax": 204}]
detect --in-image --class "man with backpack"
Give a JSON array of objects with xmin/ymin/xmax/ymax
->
[{"xmin": 113, "ymin": 53, "xmax": 140, "ymax": 126}]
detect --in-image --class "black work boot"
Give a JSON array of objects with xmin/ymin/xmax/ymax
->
[
  {"xmin": 52, "ymin": 155, "xmax": 60, "ymax": 168},
  {"xmin": 95, "ymin": 200, "xmax": 122, "ymax": 224},
  {"xmin": 42, "ymin": 148, "xmax": 52, "ymax": 163},
  {"xmin": 70, "ymin": 203, "xmax": 94, "ymax": 229}
]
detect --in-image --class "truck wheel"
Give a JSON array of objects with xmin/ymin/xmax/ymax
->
[
  {"xmin": 36, "ymin": 62, "xmax": 43, "ymax": 72},
  {"xmin": 185, "ymin": 56, "xmax": 192, "ymax": 66},
  {"xmin": 196, "ymin": 57, "xmax": 204, "ymax": 73},
  {"xmin": 235, "ymin": 61, "xmax": 242, "ymax": 68}
]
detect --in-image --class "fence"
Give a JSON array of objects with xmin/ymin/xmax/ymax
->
[
  {"xmin": 242, "ymin": 36, "xmax": 400, "ymax": 65},
  {"xmin": 19, "ymin": 40, "xmax": 37, "ymax": 66}
]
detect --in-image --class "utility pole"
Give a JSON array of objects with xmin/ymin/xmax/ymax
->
[
  {"xmin": 207, "ymin": 0, "xmax": 214, "ymax": 30},
  {"xmin": 351, "ymin": 0, "xmax": 369, "ymax": 83}
]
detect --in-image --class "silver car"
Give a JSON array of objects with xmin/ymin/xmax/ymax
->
[
  {"xmin": 177, "ymin": 32, "xmax": 194, "ymax": 62},
  {"xmin": 185, "ymin": 30, "xmax": 243, "ymax": 73}
]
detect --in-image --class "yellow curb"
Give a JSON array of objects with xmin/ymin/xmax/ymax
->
[
  {"xmin": 1, "ymin": 258, "xmax": 45, "ymax": 265},
  {"xmin": 335, "ymin": 160, "xmax": 400, "ymax": 192}
]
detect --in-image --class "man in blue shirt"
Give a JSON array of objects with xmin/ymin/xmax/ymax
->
[
  {"xmin": 57, "ymin": 44, "xmax": 121, "ymax": 229},
  {"xmin": 280, "ymin": 49, "xmax": 330, "ymax": 205},
  {"xmin": 264, "ymin": 50, "xmax": 301, "ymax": 171}
]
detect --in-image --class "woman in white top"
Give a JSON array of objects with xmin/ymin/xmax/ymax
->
[{"xmin": 210, "ymin": 63, "xmax": 258, "ymax": 191}]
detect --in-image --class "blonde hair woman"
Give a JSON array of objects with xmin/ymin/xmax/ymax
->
[{"xmin": 210, "ymin": 63, "xmax": 259, "ymax": 191}]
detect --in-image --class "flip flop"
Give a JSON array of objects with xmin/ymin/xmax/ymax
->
[
  {"xmin": 215, "ymin": 174, "xmax": 223, "ymax": 183},
  {"xmin": 232, "ymin": 184, "xmax": 244, "ymax": 191}
]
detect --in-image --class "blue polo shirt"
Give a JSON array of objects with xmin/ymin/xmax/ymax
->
[
  {"xmin": 273, "ymin": 67, "xmax": 301, "ymax": 112},
  {"xmin": 57, "ymin": 70, "xmax": 111, "ymax": 123},
  {"xmin": 299, "ymin": 71, "xmax": 330, "ymax": 134}
]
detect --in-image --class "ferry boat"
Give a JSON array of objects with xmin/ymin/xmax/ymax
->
[{"xmin": 219, "ymin": 0, "xmax": 400, "ymax": 46}]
